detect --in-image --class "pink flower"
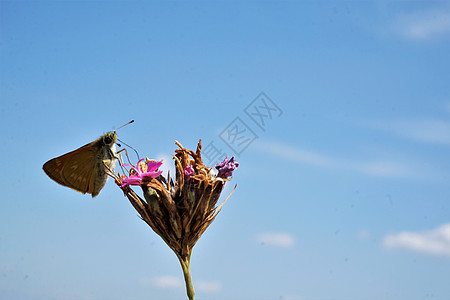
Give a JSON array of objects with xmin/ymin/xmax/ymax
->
[
  {"xmin": 183, "ymin": 165, "xmax": 195, "ymax": 180},
  {"xmin": 121, "ymin": 159, "xmax": 163, "ymax": 187}
]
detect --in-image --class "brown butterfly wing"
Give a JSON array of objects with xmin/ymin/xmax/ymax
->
[
  {"xmin": 61, "ymin": 147, "xmax": 98, "ymax": 195},
  {"xmin": 43, "ymin": 141, "xmax": 100, "ymax": 196},
  {"xmin": 43, "ymin": 154, "xmax": 71, "ymax": 187}
]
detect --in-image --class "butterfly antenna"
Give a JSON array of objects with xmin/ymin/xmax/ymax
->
[
  {"xmin": 113, "ymin": 120, "xmax": 134, "ymax": 132},
  {"xmin": 117, "ymin": 138, "xmax": 140, "ymax": 161}
]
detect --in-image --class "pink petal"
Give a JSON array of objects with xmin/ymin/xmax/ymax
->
[
  {"xmin": 183, "ymin": 165, "xmax": 195, "ymax": 179},
  {"xmin": 141, "ymin": 170, "xmax": 163, "ymax": 179},
  {"xmin": 121, "ymin": 175, "xmax": 142, "ymax": 187},
  {"xmin": 147, "ymin": 160, "xmax": 163, "ymax": 172},
  {"xmin": 122, "ymin": 163, "xmax": 139, "ymax": 174}
]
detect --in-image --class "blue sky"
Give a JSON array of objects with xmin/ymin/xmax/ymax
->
[{"xmin": 1, "ymin": 1, "xmax": 450, "ymax": 299}]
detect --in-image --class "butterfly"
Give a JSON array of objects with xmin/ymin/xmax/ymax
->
[{"xmin": 42, "ymin": 121, "xmax": 133, "ymax": 197}]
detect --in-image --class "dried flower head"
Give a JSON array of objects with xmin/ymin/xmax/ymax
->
[{"xmin": 110, "ymin": 140, "xmax": 238, "ymax": 300}]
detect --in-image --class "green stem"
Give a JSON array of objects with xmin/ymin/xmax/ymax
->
[{"xmin": 178, "ymin": 255, "xmax": 195, "ymax": 300}]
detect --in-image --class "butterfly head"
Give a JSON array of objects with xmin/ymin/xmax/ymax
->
[{"xmin": 103, "ymin": 131, "xmax": 118, "ymax": 146}]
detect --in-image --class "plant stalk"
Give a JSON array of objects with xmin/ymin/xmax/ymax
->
[{"xmin": 178, "ymin": 255, "xmax": 195, "ymax": 300}]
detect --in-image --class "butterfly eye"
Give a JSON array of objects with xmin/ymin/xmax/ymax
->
[{"xmin": 104, "ymin": 136, "xmax": 112, "ymax": 144}]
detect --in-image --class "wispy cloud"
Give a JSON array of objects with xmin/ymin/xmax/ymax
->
[
  {"xmin": 357, "ymin": 161, "xmax": 412, "ymax": 177},
  {"xmin": 257, "ymin": 140, "xmax": 413, "ymax": 178},
  {"xmin": 197, "ymin": 280, "xmax": 222, "ymax": 293},
  {"xmin": 358, "ymin": 229, "xmax": 371, "ymax": 240},
  {"xmin": 282, "ymin": 295, "xmax": 303, "ymax": 300},
  {"xmin": 391, "ymin": 7, "xmax": 450, "ymax": 40},
  {"xmin": 383, "ymin": 223, "xmax": 450, "ymax": 257},
  {"xmin": 370, "ymin": 118, "xmax": 450, "ymax": 145},
  {"xmin": 140, "ymin": 276, "xmax": 222, "ymax": 293},
  {"xmin": 150, "ymin": 275, "xmax": 183, "ymax": 289},
  {"xmin": 256, "ymin": 232, "xmax": 295, "ymax": 247},
  {"xmin": 258, "ymin": 142, "xmax": 335, "ymax": 167}
]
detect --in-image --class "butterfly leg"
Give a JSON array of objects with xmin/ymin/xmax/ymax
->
[
  {"xmin": 119, "ymin": 147, "xmax": 134, "ymax": 166},
  {"xmin": 114, "ymin": 148, "xmax": 140, "ymax": 176},
  {"xmin": 111, "ymin": 148, "xmax": 127, "ymax": 176}
]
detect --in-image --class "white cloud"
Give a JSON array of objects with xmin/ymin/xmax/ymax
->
[
  {"xmin": 256, "ymin": 232, "xmax": 295, "ymax": 247},
  {"xmin": 383, "ymin": 223, "xmax": 450, "ymax": 257},
  {"xmin": 151, "ymin": 275, "xmax": 183, "ymax": 289},
  {"xmin": 197, "ymin": 280, "xmax": 222, "ymax": 292},
  {"xmin": 371, "ymin": 118, "xmax": 450, "ymax": 145},
  {"xmin": 392, "ymin": 7, "xmax": 450, "ymax": 40}
]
